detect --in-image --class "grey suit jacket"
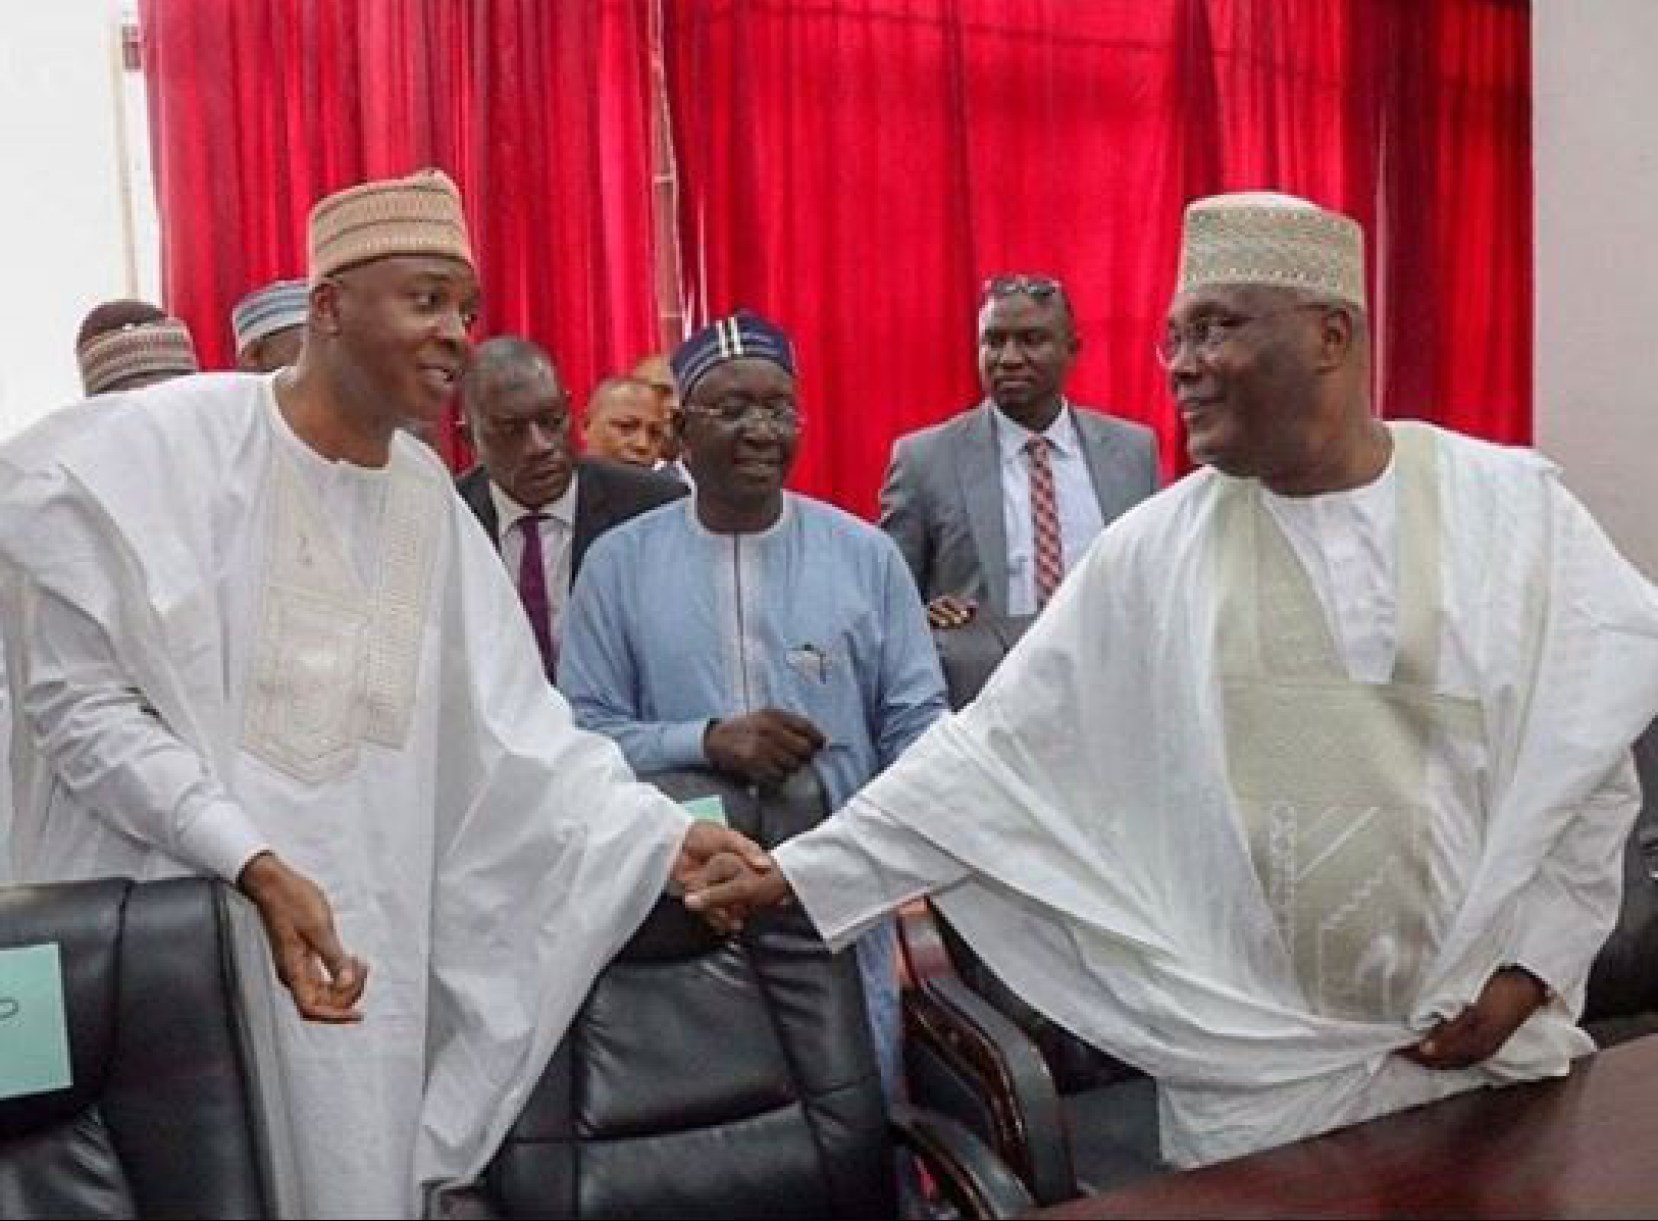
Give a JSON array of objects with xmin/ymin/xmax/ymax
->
[{"xmin": 879, "ymin": 401, "xmax": 1158, "ymax": 616}]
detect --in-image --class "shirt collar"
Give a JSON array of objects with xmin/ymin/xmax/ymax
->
[
  {"xmin": 993, "ymin": 398, "xmax": 1079, "ymax": 463},
  {"xmin": 490, "ymin": 471, "xmax": 578, "ymax": 536}
]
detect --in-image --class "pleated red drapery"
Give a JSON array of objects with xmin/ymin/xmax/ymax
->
[
  {"xmin": 139, "ymin": 0, "xmax": 660, "ymax": 468},
  {"xmin": 140, "ymin": 0, "xmax": 1531, "ymax": 510},
  {"xmin": 663, "ymin": 0, "xmax": 1532, "ymax": 514}
]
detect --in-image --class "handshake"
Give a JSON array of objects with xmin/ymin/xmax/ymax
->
[{"xmin": 673, "ymin": 823, "xmax": 798, "ymax": 934}]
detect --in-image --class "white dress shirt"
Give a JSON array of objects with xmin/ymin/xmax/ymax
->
[
  {"xmin": 1263, "ymin": 457, "xmax": 1398, "ymax": 684},
  {"xmin": 995, "ymin": 403, "xmax": 1107, "ymax": 616},
  {"xmin": 490, "ymin": 475, "xmax": 577, "ymax": 644}
]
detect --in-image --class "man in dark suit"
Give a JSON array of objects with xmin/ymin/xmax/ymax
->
[
  {"xmin": 880, "ymin": 274, "xmax": 1158, "ymax": 628},
  {"xmin": 456, "ymin": 336, "xmax": 686, "ymax": 677}
]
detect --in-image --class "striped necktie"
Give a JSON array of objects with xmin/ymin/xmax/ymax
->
[{"xmin": 1026, "ymin": 435, "xmax": 1064, "ymax": 607}]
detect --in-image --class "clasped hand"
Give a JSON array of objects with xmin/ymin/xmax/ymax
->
[{"xmin": 678, "ymin": 846, "xmax": 795, "ymax": 934}]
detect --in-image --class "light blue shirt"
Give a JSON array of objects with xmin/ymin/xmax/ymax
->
[
  {"xmin": 561, "ymin": 495, "xmax": 946, "ymax": 808},
  {"xmin": 995, "ymin": 402, "xmax": 1107, "ymax": 614}
]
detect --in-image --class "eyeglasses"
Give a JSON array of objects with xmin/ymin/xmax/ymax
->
[
  {"xmin": 982, "ymin": 274, "xmax": 1065, "ymax": 303},
  {"xmin": 682, "ymin": 395, "xmax": 803, "ymax": 431},
  {"xmin": 1155, "ymin": 303, "xmax": 1329, "ymax": 368}
]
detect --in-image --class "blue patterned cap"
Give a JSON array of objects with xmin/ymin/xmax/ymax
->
[
  {"xmin": 231, "ymin": 279, "xmax": 309, "ymax": 353},
  {"xmin": 671, "ymin": 309, "xmax": 796, "ymax": 401}
]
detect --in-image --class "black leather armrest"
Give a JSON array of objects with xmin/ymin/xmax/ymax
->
[
  {"xmin": 889, "ymin": 1101, "xmax": 1035, "ymax": 1220},
  {"xmin": 905, "ymin": 974, "xmax": 1074, "ymax": 1203}
]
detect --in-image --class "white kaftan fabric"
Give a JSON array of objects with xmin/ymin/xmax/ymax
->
[
  {"xmin": 775, "ymin": 422, "xmax": 1658, "ymax": 1167},
  {"xmin": 0, "ymin": 373, "xmax": 692, "ymax": 1217}
]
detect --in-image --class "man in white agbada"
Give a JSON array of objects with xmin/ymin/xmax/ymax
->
[
  {"xmin": 689, "ymin": 192, "xmax": 1658, "ymax": 1168},
  {"xmin": 0, "ymin": 169, "xmax": 764, "ymax": 1218}
]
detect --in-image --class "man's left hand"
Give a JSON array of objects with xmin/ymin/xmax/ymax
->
[{"xmin": 1399, "ymin": 966, "xmax": 1550, "ymax": 1071}]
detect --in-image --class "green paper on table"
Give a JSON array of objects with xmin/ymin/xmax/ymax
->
[
  {"xmin": 682, "ymin": 794, "xmax": 729, "ymax": 826},
  {"xmin": 0, "ymin": 943, "xmax": 73, "ymax": 1101}
]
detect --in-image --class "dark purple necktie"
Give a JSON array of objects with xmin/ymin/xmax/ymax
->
[{"xmin": 516, "ymin": 514, "xmax": 556, "ymax": 675}]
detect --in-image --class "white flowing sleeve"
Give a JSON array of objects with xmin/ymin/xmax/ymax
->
[
  {"xmin": 18, "ymin": 585, "xmax": 268, "ymax": 881},
  {"xmin": 774, "ymin": 792, "xmax": 969, "ymax": 950},
  {"xmin": 1504, "ymin": 753, "xmax": 1640, "ymax": 1004},
  {"xmin": 415, "ymin": 520, "xmax": 693, "ymax": 1198}
]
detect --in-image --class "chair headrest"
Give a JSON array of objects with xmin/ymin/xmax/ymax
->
[{"xmin": 0, "ymin": 879, "xmax": 130, "ymax": 1138}]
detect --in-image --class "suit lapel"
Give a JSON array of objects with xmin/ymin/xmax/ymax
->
[
  {"xmin": 1075, "ymin": 410, "xmax": 1130, "ymax": 520},
  {"xmin": 957, "ymin": 403, "xmax": 1009, "ymax": 616},
  {"xmin": 570, "ymin": 462, "xmax": 603, "ymax": 582},
  {"xmin": 458, "ymin": 468, "xmax": 501, "ymax": 546}
]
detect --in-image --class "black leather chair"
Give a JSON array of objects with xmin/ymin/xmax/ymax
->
[
  {"xmin": 464, "ymin": 765, "xmax": 1033, "ymax": 1219},
  {"xmin": 916, "ymin": 610, "xmax": 1163, "ymax": 1204},
  {"xmin": 0, "ymin": 876, "xmax": 276, "ymax": 1219},
  {"xmin": 899, "ymin": 902, "xmax": 1161, "ymax": 1207},
  {"xmin": 1582, "ymin": 715, "xmax": 1658, "ymax": 1046}
]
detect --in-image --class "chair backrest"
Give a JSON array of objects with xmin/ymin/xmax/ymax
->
[
  {"xmin": 1583, "ymin": 717, "xmax": 1658, "ymax": 1039},
  {"xmin": 642, "ymin": 764, "xmax": 828, "ymax": 847},
  {"xmin": 0, "ymin": 876, "xmax": 275, "ymax": 1219},
  {"xmin": 482, "ymin": 764, "xmax": 897, "ymax": 1219},
  {"xmin": 932, "ymin": 615, "xmax": 1034, "ymax": 710}
]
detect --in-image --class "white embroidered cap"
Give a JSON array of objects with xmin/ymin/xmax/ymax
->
[{"xmin": 1178, "ymin": 191, "xmax": 1367, "ymax": 311}]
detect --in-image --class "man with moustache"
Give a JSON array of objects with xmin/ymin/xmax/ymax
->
[
  {"xmin": 559, "ymin": 309, "xmax": 948, "ymax": 1097},
  {"xmin": 686, "ymin": 194, "xmax": 1658, "ymax": 1169},
  {"xmin": 0, "ymin": 169, "xmax": 763, "ymax": 1218},
  {"xmin": 456, "ymin": 338, "xmax": 685, "ymax": 679}
]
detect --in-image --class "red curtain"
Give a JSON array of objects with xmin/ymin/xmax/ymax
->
[
  {"xmin": 142, "ymin": 1, "xmax": 1530, "ymax": 504},
  {"xmin": 140, "ymin": 0, "xmax": 660, "ymax": 468},
  {"xmin": 664, "ymin": 0, "xmax": 1532, "ymax": 515}
]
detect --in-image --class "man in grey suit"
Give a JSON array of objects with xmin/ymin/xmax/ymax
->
[{"xmin": 880, "ymin": 274, "xmax": 1158, "ymax": 628}]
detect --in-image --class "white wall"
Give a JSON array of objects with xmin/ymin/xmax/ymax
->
[
  {"xmin": 0, "ymin": 0, "xmax": 155, "ymax": 439},
  {"xmin": 1534, "ymin": 0, "xmax": 1658, "ymax": 579}
]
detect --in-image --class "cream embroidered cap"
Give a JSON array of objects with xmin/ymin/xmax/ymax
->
[
  {"xmin": 1177, "ymin": 191, "xmax": 1366, "ymax": 311},
  {"xmin": 308, "ymin": 168, "xmax": 475, "ymax": 281},
  {"xmin": 77, "ymin": 317, "xmax": 199, "ymax": 395}
]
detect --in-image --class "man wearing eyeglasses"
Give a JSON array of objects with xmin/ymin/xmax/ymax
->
[
  {"xmin": 559, "ymin": 309, "xmax": 948, "ymax": 1099},
  {"xmin": 880, "ymin": 273, "xmax": 1158, "ymax": 631},
  {"xmin": 686, "ymin": 193, "xmax": 1658, "ymax": 1172},
  {"xmin": 456, "ymin": 337, "xmax": 687, "ymax": 679}
]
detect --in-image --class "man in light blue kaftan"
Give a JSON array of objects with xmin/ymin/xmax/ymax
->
[{"xmin": 559, "ymin": 310, "xmax": 948, "ymax": 1096}]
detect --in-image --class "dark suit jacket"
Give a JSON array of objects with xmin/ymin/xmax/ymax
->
[
  {"xmin": 456, "ymin": 457, "xmax": 688, "ymax": 589},
  {"xmin": 878, "ymin": 401, "xmax": 1158, "ymax": 616}
]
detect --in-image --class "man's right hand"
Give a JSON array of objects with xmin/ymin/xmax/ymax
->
[
  {"xmin": 683, "ymin": 850, "xmax": 794, "ymax": 927},
  {"xmin": 703, "ymin": 709, "xmax": 826, "ymax": 785},
  {"xmin": 237, "ymin": 851, "xmax": 368, "ymax": 1023},
  {"xmin": 926, "ymin": 595, "xmax": 977, "ymax": 629}
]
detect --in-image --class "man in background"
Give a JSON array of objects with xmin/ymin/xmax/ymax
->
[
  {"xmin": 879, "ymin": 273, "xmax": 1156, "ymax": 628},
  {"xmin": 633, "ymin": 351, "xmax": 691, "ymax": 484},
  {"xmin": 457, "ymin": 338, "xmax": 686, "ymax": 679},
  {"xmin": 74, "ymin": 298, "xmax": 199, "ymax": 395},
  {"xmin": 232, "ymin": 277, "xmax": 308, "ymax": 372},
  {"xmin": 561, "ymin": 309, "xmax": 948, "ymax": 1098},
  {"xmin": 582, "ymin": 373, "xmax": 669, "ymax": 467}
]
